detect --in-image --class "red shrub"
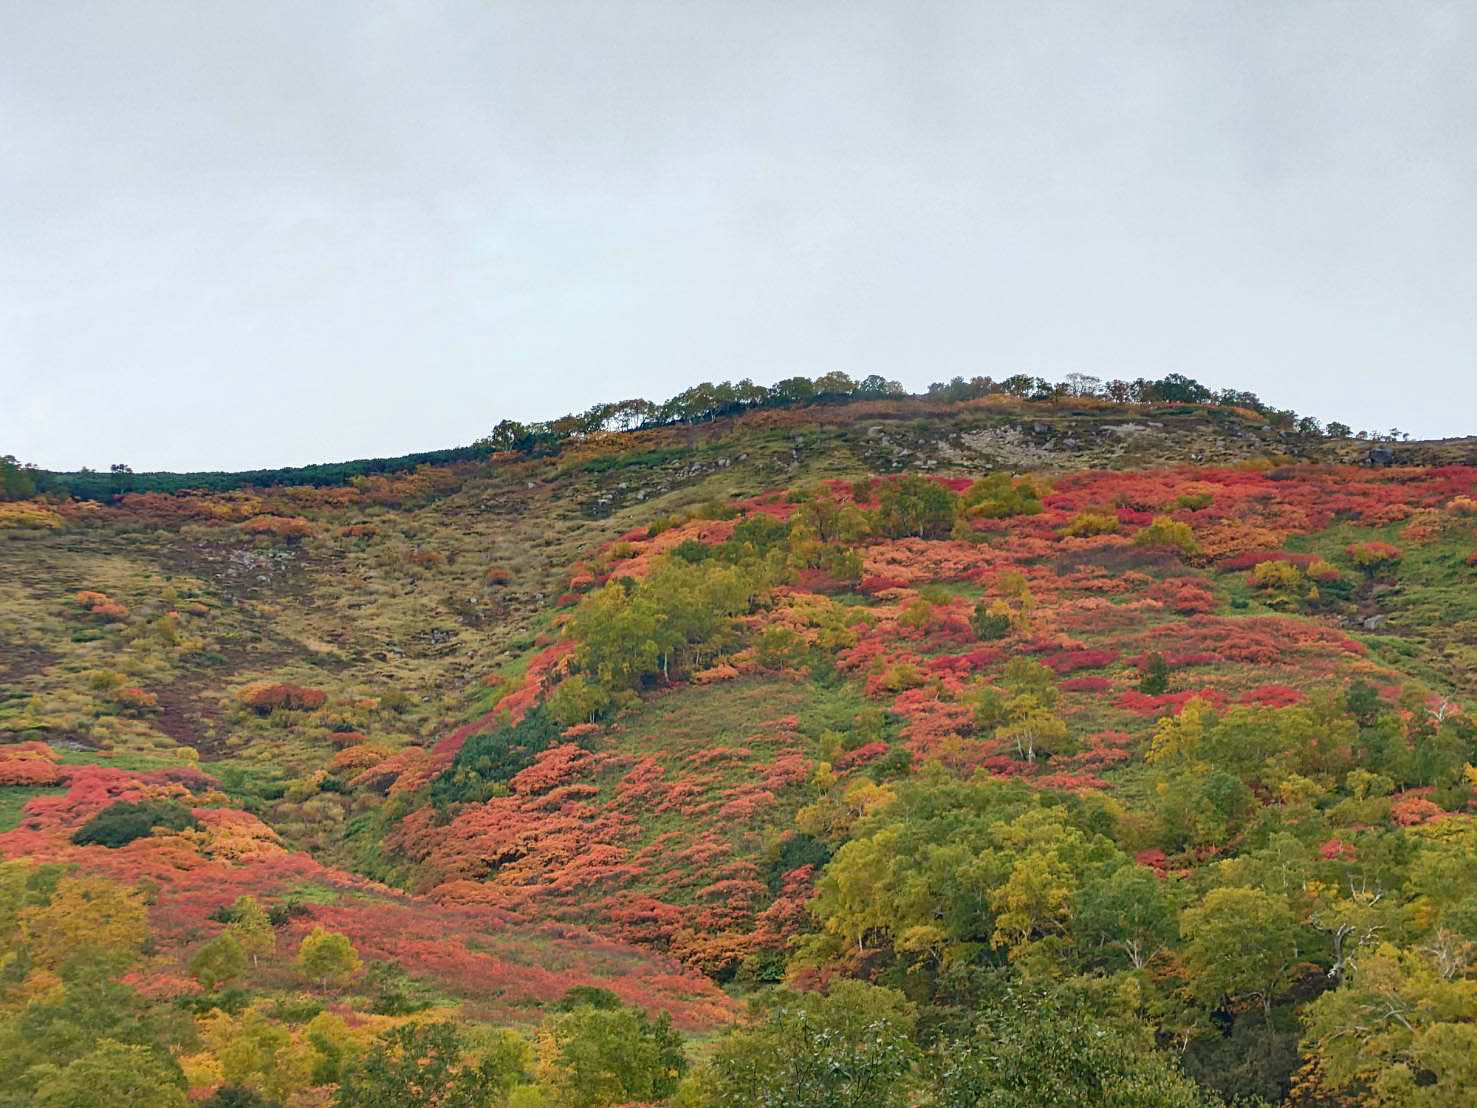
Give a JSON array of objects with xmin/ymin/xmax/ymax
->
[
  {"xmin": 789, "ymin": 568, "xmax": 851, "ymax": 593},
  {"xmin": 1240, "ymin": 684, "xmax": 1305, "ymax": 707},
  {"xmin": 1319, "ymin": 838, "xmax": 1355, "ymax": 861},
  {"xmin": 833, "ymin": 741, "xmax": 889, "ymax": 770},
  {"xmin": 924, "ymin": 647, "xmax": 1004, "ymax": 677},
  {"xmin": 1391, "ymin": 792, "xmax": 1444, "ymax": 826},
  {"xmin": 1039, "ymin": 649, "xmax": 1119, "ymax": 674},
  {"xmin": 1135, "ymin": 848, "xmax": 1170, "ymax": 873},
  {"xmin": 1059, "ymin": 676, "xmax": 1112, "ymax": 693},
  {"xmin": 1148, "ymin": 577, "xmax": 1218, "ymax": 614},
  {"xmin": 1036, "ymin": 772, "xmax": 1111, "ymax": 790},
  {"xmin": 1071, "ymin": 745, "xmax": 1131, "ymax": 769},
  {"xmin": 1117, "ymin": 688, "xmax": 1227, "ymax": 716}
]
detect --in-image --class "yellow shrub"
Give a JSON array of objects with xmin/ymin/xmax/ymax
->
[
  {"xmin": 0, "ymin": 502, "xmax": 63, "ymax": 529},
  {"xmin": 1060, "ymin": 511, "xmax": 1119, "ymax": 537},
  {"xmin": 1250, "ymin": 561, "xmax": 1303, "ymax": 590}
]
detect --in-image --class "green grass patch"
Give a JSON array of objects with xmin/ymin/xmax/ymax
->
[
  {"xmin": 0, "ymin": 786, "xmax": 64, "ymax": 831},
  {"xmin": 56, "ymin": 749, "xmax": 197, "ymax": 772},
  {"xmin": 281, "ymin": 881, "xmax": 342, "ymax": 905},
  {"xmin": 580, "ymin": 448, "xmax": 685, "ymax": 474}
]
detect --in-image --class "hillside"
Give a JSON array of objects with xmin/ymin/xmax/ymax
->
[{"xmin": 4, "ymin": 384, "xmax": 1477, "ymax": 1106}]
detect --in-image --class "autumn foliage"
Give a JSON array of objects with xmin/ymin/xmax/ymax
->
[
  {"xmin": 238, "ymin": 684, "xmax": 328, "ymax": 713},
  {"xmin": 7, "ymin": 412, "xmax": 1477, "ymax": 1106}
]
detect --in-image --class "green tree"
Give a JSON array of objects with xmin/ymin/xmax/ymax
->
[
  {"xmin": 805, "ymin": 776, "xmax": 1125, "ymax": 973},
  {"xmin": 202, "ymin": 1006, "xmax": 311, "ymax": 1104},
  {"xmin": 296, "ymin": 927, "xmax": 361, "ymax": 993},
  {"xmin": 876, "ymin": 476, "xmax": 957, "ymax": 539},
  {"xmin": 30, "ymin": 1040, "xmax": 187, "ymax": 1108},
  {"xmin": 1345, "ymin": 679, "xmax": 1382, "ymax": 727},
  {"xmin": 570, "ymin": 560, "xmax": 759, "ymax": 690},
  {"xmin": 960, "ymin": 473, "xmax": 1043, "ymax": 519},
  {"xmin": 695, "ymin": 982, "xmax": 917, "ymax": 1108},
  {"xmin": 1139, "ymin": 652, "xmax": 1170, "ymax": 695},
  {"xmin": 0, "ymin": 455, "xmax": 37, "ymax": 501},
  {"xmin": 992, "ymin": 659, "xmax": 1073, "ymax": 764},
  {"xmin": 970, "ymin": 600, "xmax": 1012, "ymax": 640},
  {"xmin": 335, "ymin": 1022, "xmax": 526, "ymax": 1108},
  {"xmin": 190, "ymin": 932, "xmax": 247, "ymax": 992},
  {"xmin": 0, "ymin": 859, "xmax": 64, "ymax": 951},
  {"xmin": 995, "ymin": 702, "xmax": 1072, "ymax": 764},
  {"xmin": 929, "ymin": 990, "xmax": 1211, "ymax": 1108},
  {"xmin": 306, "ymin": 1011, "xmax": 361, "ymax": 1086},
  {"xmin": 433, "ymin": 705, "xmax": 564, "ymax": 806},
  {"xmin": 1301, "ymin": 942, "xmax": 1477, "ymax": 1106},
  {"xmin": 1181, "ymin": 886, "xmax": 1302, "ymax": 1019},
  {"xmin": 540, "ymin": 1004, "xmax": 686, "ymax": 1108},
  {"xmin": 546, "ymin": 675, "xmax": 611, "ymax": 727},
  {"xmin": 227, "ymin": 895, "xmax": 276, "ymax": 968},
  {"xmin": 0, "ymin": 971, "xmax": 190, "ymax": 1105},
  {"xmin": 1074, "ymin": 864, "xmax": 1178, "ymax": 970}
]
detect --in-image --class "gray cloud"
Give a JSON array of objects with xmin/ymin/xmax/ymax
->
[{"xmin": 3, "ymin": 1, "xmax": 1474, "ymax": 470}]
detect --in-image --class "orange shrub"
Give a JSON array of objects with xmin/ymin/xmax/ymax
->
[
  {"xmin": 242, "ymin": 514, "xmax": 314, "ymax": 540},
  {"xmin": 114, "ymin": 686, "xmax": 160, "ymax": 713},
  {"xmin": 692, "ymin": 662, "xmax": 740, "ymax": 685},
  {"xmin": 330, "ymin": 745, "xmax": 391, "ymax": 773},
  {"xmin": 0, "ymin": 741, "xmax": 63, "ymax": 786},
  {"xmin": 355, "ymin": 471, "xmax": 434, "ymax": 506},
  {"xmin": 239, "ymin": 683, "xmax": 327, "ymax": 714},
  {"xmin": 75, "ymin": 591, "xmax": 128, "ymax": 621}
]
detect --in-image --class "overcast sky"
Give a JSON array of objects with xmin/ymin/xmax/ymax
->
[{"xmin": 3, "ymin": 2, "xmax": 1474, "ymax": 471}]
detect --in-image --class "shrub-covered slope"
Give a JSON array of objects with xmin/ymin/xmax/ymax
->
[{"xmin": 4, "ymin": 391, "xmax": 1477, "ymax": 1105}]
